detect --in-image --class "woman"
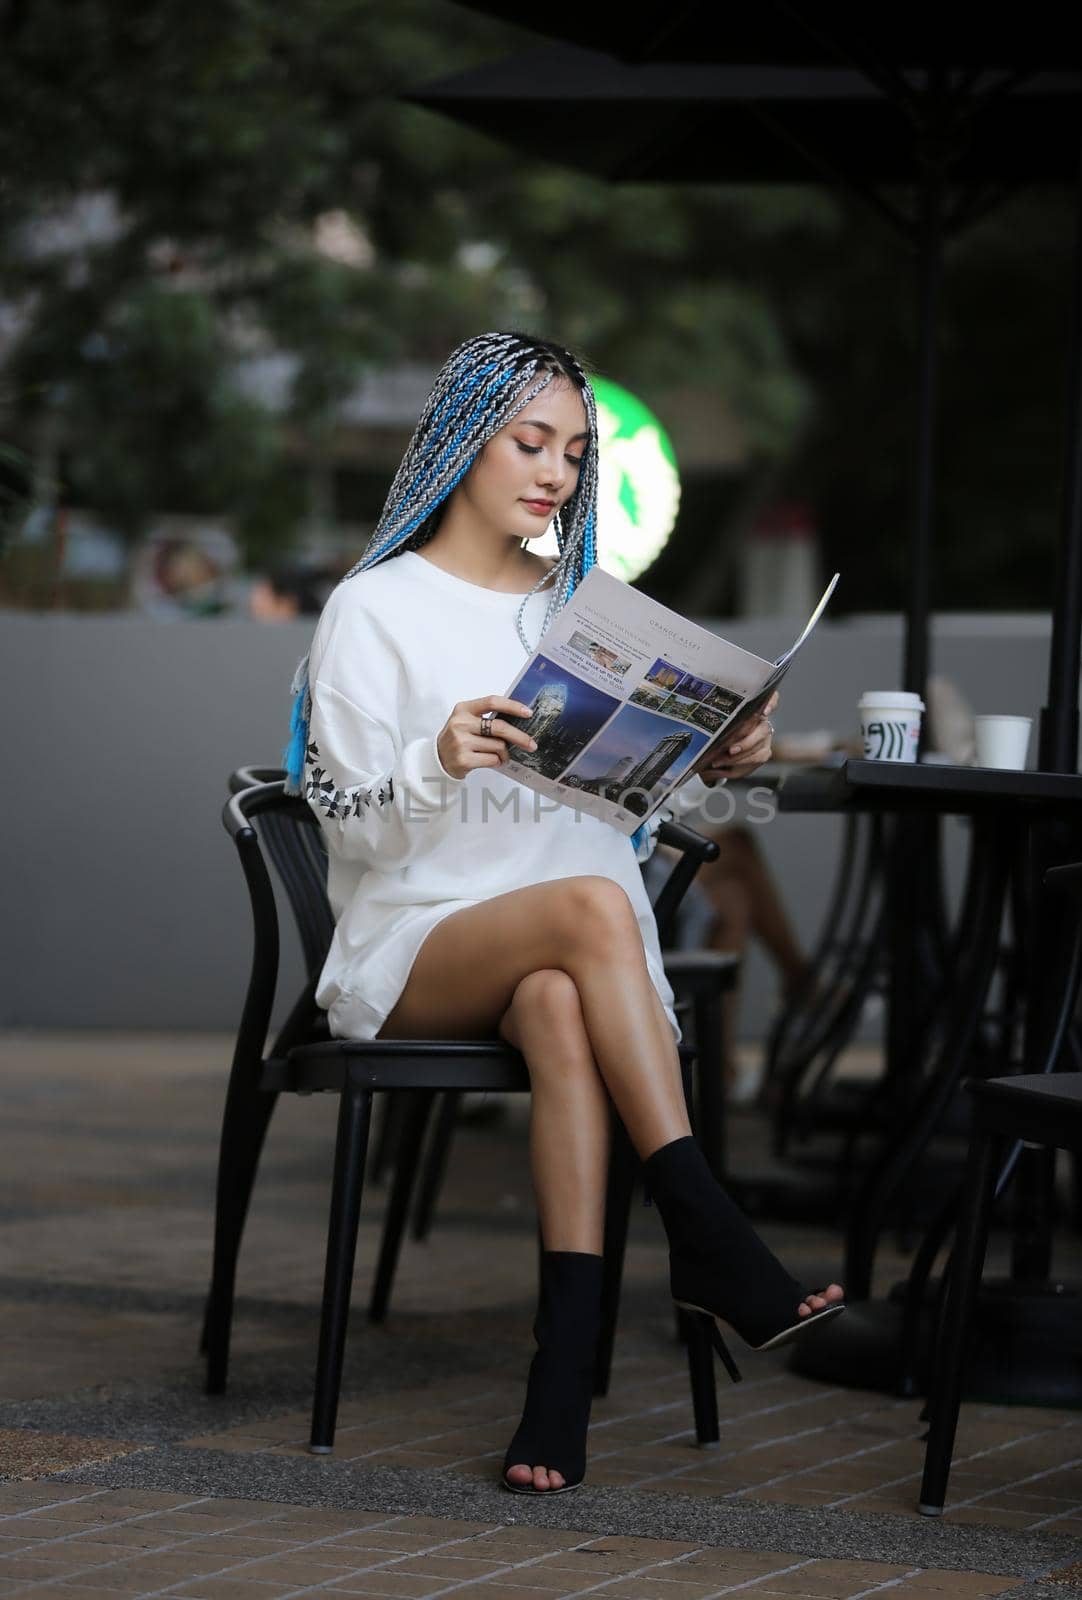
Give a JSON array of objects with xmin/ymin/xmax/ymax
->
[{"xmin": 288, "ymin": 330, "xmax": 843, "ymax": 1496}]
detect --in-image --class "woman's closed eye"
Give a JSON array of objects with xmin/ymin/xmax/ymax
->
[{"xmin": 516, "ymin": 442, "xmax": 582, "ymax": 467}]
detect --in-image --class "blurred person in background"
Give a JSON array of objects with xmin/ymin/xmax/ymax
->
[
  {"xmin": 646, "ymin": 822, "xmax": 811, "ymax": 1098},
  {"xmin": 248, "ymin": 564, "xmax": 332, "ymax": 621}
]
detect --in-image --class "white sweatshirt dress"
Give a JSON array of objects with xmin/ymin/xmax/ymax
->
[{"xmin": 304, "ymin": 550, "xmax": 711, "ymax": 1044}]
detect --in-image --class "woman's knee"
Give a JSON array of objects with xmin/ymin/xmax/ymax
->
[
  {"xmin": 553, "ymin": 876, "xmax": 642, "ymax": 957},
  {"xmin": 505, "ymin": 968, "xmax": 583, "ymax": 1041}
]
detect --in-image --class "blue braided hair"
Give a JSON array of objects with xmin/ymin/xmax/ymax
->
[
  {"xmin": 285, "ymin": 330, "xmax": 599, "ymax": 793},
  {"xmin": 282, "ymin": 334, "xmax": 650, "ymax": 855}
]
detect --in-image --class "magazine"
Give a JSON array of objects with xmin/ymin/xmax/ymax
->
[{"xmin": 500, "ymin": 568, "xmax": 839, "ymax": 837}]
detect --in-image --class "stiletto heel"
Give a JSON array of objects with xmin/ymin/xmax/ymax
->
[
  {"xmin": 502, "ymin": 1250, "xmax": 603, "ymax": 1495},
  {"xmin": 682, "ymin": 1308, "xmax": 743, "ymax": 1383},
  {"xmin": 645, "ymin": 1137, "xmax": 845, "ymax": 1357}
]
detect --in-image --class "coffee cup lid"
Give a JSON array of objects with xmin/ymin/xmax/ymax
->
[{"xmin": 858, "ymin": 691, "xmax": 925, "ymax": 712}]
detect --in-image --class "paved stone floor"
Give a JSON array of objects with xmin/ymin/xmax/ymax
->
[{"xmin": 0, "ymin": 1031, "xmax": 1080, "ymax": 1599}]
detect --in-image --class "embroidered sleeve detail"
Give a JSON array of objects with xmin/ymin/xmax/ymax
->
[{"xmin": 304, "ymin": 740, "xmax": 395, "ymax": 820}]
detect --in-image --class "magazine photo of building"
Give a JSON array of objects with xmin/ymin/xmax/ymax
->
[
  {"xmin": 629, "ymin": 659, "xmax": 744, "ymax": 735},
  {"xmin": 566, "ymin": 630, "xmax": 633, "ymax": 676},
  {"xmin": 506, "ymin": 654, "xmax": 623, "ymax": 781},
  {"xmin": 560, "ymin": 701, "xmax": 712, "ymax": 817}
]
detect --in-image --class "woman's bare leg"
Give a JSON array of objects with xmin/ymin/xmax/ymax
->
[
  {"xmin": 379, "ymin": 876, "xmax": 690, "ymax": 1156},
  {"xmin": 379, "ymin": 878, "xmax": 689, "ymax": 1494},
  {"xmin": 496, "ymin": 969, "xmax": 610, "ymax": 1492},
  {"xmin": 377, "ymin": 877, "xmax": 840, "ymax": 1489},
  {"xmin": 694, "ymin": 829, "xmax": 809, "ymax": 1087},
  {"xmin": 498, "ymin": 969, "xmax": 611, "ymax": 1256}
]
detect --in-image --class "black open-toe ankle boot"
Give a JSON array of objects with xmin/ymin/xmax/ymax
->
[
  {"xmin": 643, "ymin": 1136, "xmax": 844, "ymax": 1381},
  {"xmin": 502, "ymin": 1250, "xmax": 603, "ymax": 1495}
]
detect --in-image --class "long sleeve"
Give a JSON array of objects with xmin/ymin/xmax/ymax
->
[{"xmin": 305, "ymin": 681, "xmax": 465, "ymax": 870}]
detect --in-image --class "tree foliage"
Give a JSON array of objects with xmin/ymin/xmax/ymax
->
[{"xmin": 0, "ymin": 0, "xmax": 1074, "ymax": 609}]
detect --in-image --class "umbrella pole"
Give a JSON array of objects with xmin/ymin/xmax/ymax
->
[
  {"xmin": 1039, "ymin": 135, "xmax": 1082, "ymax": 775},
  {"xmin": 905, "ymin": 162, "xmax": 945, "ymax": 702}
]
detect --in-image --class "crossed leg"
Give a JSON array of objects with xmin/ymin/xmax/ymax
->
[{"xmin": 377, "ymin": 875, "xmax": 840, "ymax": 1490}]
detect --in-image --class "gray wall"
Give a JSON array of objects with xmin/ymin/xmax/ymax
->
[{"xmin": 1, "ymin": 609, "xmax": 1057, "ymax": 1036}]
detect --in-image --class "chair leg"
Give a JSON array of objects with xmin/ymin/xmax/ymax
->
[
  {"xmin": 412, "ymin": 1091, "xmax": 461, "ymax": 1241},
  {"xmin": 368, "ymin": 1092, "xmax": 435, "ymax": 1324},
  {"xmin": 919, "ymin": 1126, "xmax": 999, "ymax": 1515},
  {"xmin": 594, "ymin": 1117, "xmax": 636, "ymax": 1398},
  {"xmin": 310, "ymin": 1085, "xmax": 373, "ymax": 1453},
  {"xmin": 204, "ymin": 1080, "xmax": 279, "ymax": 1392},
  {"xmin": 371, "ymin": 1093, "xmax": 406, "ymax": 1184}
]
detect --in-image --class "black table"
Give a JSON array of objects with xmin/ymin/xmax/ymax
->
[{"xmin": 774, "ymin": 759, "xmax": 1082, "ymax": 1403}]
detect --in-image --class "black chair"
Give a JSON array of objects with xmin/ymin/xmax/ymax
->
[
  {"xmin": 207, "ymin": 779, "xmax": 726, "ymax": 1454},
  {"xmin": 222, "ymin": 767, "xmax": 736, "ymax": 1340},
  {"xmin": 918, "ymin": 861, "xmax": 1082, "ymax": 1516}
]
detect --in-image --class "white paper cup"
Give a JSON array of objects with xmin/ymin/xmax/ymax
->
[
  {"xmin": 974, "ymin": 715, "xmax": 1032, "ymax": 771},
  {"xmin": 858, "ymin": 691, "xmax": 924, "ymax": 763}
]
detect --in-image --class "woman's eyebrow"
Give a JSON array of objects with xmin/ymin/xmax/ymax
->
[{"xmin": 517, "ymin": 418, "xmax": 589, "ymax": 442}]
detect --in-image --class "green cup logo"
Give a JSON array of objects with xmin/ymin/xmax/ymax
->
[{"xmin": 590, "ymin": 378, "xmax": 681, "ymax": 582}]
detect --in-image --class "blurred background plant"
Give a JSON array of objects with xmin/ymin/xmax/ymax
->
[{"xmin": 0, "ymin": 0, "xmax": 1072, "ymax": 611}]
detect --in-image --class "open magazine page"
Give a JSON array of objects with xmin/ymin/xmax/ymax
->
[
  {"xmin": 500, "ymin": 567, "xmax": 841, "ymax": 837},
  {"xmin": 500, "ymin": 567, "xmax": 773, "ymax": 837}
]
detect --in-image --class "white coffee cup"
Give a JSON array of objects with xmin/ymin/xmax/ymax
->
[
  {"xmin": 858, "ymin": 691, "xmax": 924, "ymax": 763},
  {"xmin": 974, "ymin": 715, "xmax": 1032, "ymax": 771}
]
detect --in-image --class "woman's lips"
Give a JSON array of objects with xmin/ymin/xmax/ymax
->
[{"xmin": 522, "ymin": 499, "xmax": 555, "ymax": 515}]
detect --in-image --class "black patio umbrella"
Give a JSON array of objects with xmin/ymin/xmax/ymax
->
[
  {"xmin": 413, "ymin": 49, "xmax": 1080, "ymax": 185},
  {"xmin": 413, "ymin": 32, "xmax": 1082, "ymax": 770},
  {"xmin": 457, "ymin": 2, "xmax": 1082, "ymax": 71}
]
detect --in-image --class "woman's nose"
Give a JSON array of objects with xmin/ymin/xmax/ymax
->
[{"xmin": 537, "ymin": 454, "xmax": 565, "ymax": 491}]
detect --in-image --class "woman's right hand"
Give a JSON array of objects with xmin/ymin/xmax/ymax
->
[{"xmin": 437, "ymin": 696, "xmax": 538, "ymax": 780}]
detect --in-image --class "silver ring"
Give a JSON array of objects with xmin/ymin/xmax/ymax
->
[{"xmin": 479, "ymin": 710, "xmax": 496, "ymax": 737}]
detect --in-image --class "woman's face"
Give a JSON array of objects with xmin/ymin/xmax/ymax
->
[{"xmin": 455, "ymin": 377, "xmax": 588, "ymax": 541}]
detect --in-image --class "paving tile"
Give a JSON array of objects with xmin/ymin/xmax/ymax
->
[
  {"xmin": 388, "ymin": 1588, "xmax": 560, "ymax": 1600},
  {"xmin": 389, "ymin": 1554, "xmax": 519, "ymax": 1580},
  {"xmin": 322, "ymin": 1531, "xmax": 463, "ymax": 1555},
  {"xmin": 466, "ymin": 1569, "xmax": 585, "ymax": 1594},
  {"xmin": 0, "ymin": 1427, "xmax": 140, "ymax": 1481},
  {"xmin": 579, "ymin": 1536, "xmax": 702, "ymax": 1560},
  {"xmin": 0, "ymin": 1484, "xmax": 102, "ymax": 1509},
  {"xmin": 679, "ymin": 1552, "xmax": 814, "ymax": 1576},
  {"xmin": 44, "ymin": 1589, "xmax": 155, "ymax": 1600},
  {"xmin": 805, "ymin": 1559, "xmax": 917, "ymax": 1583},
  {"xmin": 182, "ymin": 1535, "xmax": 311, "ymax": 1558},
  {"xmin": 168, "ymin": 1583, "xmax": 306, "ymax": 1599},
  {"xmin": 27, "ymin": 1500, "xmax": 142, "ymax": 1524},
  {"xmin": 28, "ymin": 1568, "xmax": 159, "ymax": 1594},
  {"xmin": 302, "ymin": 1573, "xmax": 452, "ymax": 1598},
  {"xmin": 597, "ymin": 1578, "xmax": 744, "ymax": 1599},
  {"xmin": 884, "ymin": 1576, "xmax": 1019, "ymax": 1597},
  {"xmin": 0, "ymin": 1553, "xmax": 90, "ymax": 1580},
  {"xmin": 0, "ymin": 1514, "xmax": 106, "ymax": 1538},
  {"xmin": 234, "ymin": 1553, "xmax": 393, "ymax": 1581}
]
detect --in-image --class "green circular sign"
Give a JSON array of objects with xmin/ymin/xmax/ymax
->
[{"xmin": 590, "ymin": 376, "xmax": 680, "ymax": 582}]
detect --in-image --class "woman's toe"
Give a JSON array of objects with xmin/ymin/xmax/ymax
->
[
  {"xmin": 505, "ymin": 1461, "xmax": 566, "ymax": 1492},
  {"xmin": 798, "ymin": 1285, "xmax": 845, "ymax": 1316}
]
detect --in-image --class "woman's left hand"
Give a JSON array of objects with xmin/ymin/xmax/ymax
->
[{"xmin": 693, "ymin": 691, "xmax": 779, "ymax": 786}]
